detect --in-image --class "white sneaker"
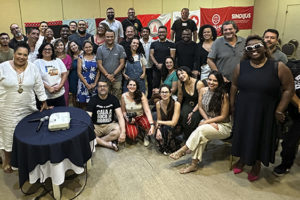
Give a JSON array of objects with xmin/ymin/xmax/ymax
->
[{"xmin": 144, "ymin": 136, "xmax": 150, "ymax": 147}]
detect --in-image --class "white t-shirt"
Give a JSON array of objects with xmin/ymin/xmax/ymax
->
[
  {"xmin": 101, "ymin": 19, "xmax": 124, "ymax": 43},
  {"xmin": 126, "ymin": 54, "xmax": 147, "ymax": 68},
  {"xmin": 34, "ymin": 58, "xmax": 67, "ymax": 99},
  {"xmin": 28, "ymin": 45, "xmax": 39, "ymax": 63},
  {"xmin": 140, "ymin": 38, "xmax": 153, "ymax": 68}
]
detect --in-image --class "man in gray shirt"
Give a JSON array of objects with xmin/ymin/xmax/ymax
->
[
  {"xmin": 263, "ymin": 29, "xmax": 288, "ymax": 64},
  {"xmin": 96, "ymin": 29, "xmax": 126, "ymax": 100},
  {"xmin": 207, "ymin": 21, "xmax": 245, "ymax": 82}
]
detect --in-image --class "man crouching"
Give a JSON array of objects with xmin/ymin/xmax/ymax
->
[{"xmin": 87, "ymin": 81, "xmax": 126, "ymax": 151}]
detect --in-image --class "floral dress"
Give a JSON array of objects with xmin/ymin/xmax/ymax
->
[{"xmin": 77, "ymin": 55, "xmax": 97, "ymax": 103}]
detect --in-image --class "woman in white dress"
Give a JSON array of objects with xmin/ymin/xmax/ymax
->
[{"xmin": 0, "ymin": 42, "xmax": 48, "ymax": 173}]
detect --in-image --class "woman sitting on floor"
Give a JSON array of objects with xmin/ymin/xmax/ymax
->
[
  {"xmin": 121, "ymin": 79, "xmax": 155, "ymax": 146},
  {"xmin": 170, "ymin": 70, "xmax": 232, "ymax": 174},
  {"xmin": 177, "ymin": 66, "xmax": 204, "ymax": 141},
  {"xmin": 155, "ymin": 84, "xmax": 181, "ymax": 155}
]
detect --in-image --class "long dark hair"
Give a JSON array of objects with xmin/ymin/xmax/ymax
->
[
  {"xmin": 176, "ymin": 66, "xmax": 193, "ymax": 83},
  {"xmin": 127, "ymin": 79, "xmax": 143, "ymax": 104},
  {"xmin": 161, "ymin": 56, "xmax": 175, "ymax": 81},
  {"xmin": 159, "ymin": 84, "xmax": 175, "ymax": 120},
  {"xmin": 67, "ymin": 41, "xmax": 81, "ymax": 58},
  {"xmin": 54, "ymin": 38, "xmax": 65, "ymax": 55},
  {"xmin": 37, "ymin": 42, "xmax": 56, "ymax": 60},
  {"xmin": 126, "ymin": 37, "xmax": 145, "ymax": 63},
  {"xmin": 207, "ymin": 71, "xmax": 225, "ymax": 115}
]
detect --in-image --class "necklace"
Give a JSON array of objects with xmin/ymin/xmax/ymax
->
[
  {"xmin": 17, "ymin": 72, "xmax": 24, "ymax": 93},
  {"xmin": 11, "ymin": 61, "xmax": 27, "ymax": 94}
]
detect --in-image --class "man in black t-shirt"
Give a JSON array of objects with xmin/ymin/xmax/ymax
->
[
  {"xmin": 122, "ymin": 8, "xmax": 143, "ymax": 36},
  {"xmin": 120, "ymin": 25, "xmax": 136, "ymax": 57},
  {"xmin": 171, "ymin": 8, "xmax": 197, "ymax": 43},
  {"xmin": 87, "ymin": 81, "xmax": 126, "ymax": 151},
  {"xmin": 9, "ymin": 23, "xmax": 28, "ymax": 50},
  {"xmin": 175, "ymin": 29, "xmax": 198, "ymax": 77},
  {"xmin": 273, "ymin": 59, "xmax": 300, "ymax": 176},
  {"xmin": 150, "ymin": 26, "xmax": 175, "ymax": 89},
  {"xmin": 69, "ymin": 20, "xmax": 92, "ymax": 49}
]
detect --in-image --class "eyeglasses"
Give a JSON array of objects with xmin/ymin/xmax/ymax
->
[
  {"xmin": 43, "ymin": 48, "xmax": 52, "ymax": 51},
  {"xmin": 245, "ymin": 43, "xmax": 264, "ymax": 51}
]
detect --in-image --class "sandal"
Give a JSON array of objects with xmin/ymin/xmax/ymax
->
[
  {"xmin": 169, "ymin": 148, "xmax": 186, "ymax": 160},
  {"xmin": 179, "ymin": 164, "xmax": 198, "ymax": 174},
  {"xmin": 110, "ymin": 141, "xmax": 119, "ymax": 152},
  {"xmin": 3, "ymin": 164, "xmax": 13, "ymax": 173}
]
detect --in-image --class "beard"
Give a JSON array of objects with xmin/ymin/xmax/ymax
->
[
  {"xmin": 15, "ymin": 32, "xmax": 22, "ymax": 37},
  {"xmin": 78, "ymin": 29, "xmax": 86, "ymax": 34},
  {"xmin": 128, "ymin": 15, "xmax": 135, "ymax": 20},
  {"xmin": 107, "ymin": 15, "xmax": 115, "ymax": 20}
]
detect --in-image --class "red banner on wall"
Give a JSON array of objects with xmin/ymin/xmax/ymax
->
[
  {"xmin": 95, "ymin": 17, "xmax": 127, "ymax": 27},
  {"xmin": 200, "ymin": 6, "xmax": 254, "ymax": 35},
  {"xmin": 137, "ymin": 14, "xmax": 171, "ymax": 40}
]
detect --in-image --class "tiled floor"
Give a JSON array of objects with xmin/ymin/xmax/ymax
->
[{"xmin": 1, "ymin": 139, "xmax": 300, "ymax": 200}]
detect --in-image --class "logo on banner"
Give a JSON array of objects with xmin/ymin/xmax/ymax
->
[
  {"xmin": 148, "ymin": 19, "xmax": 163, "ymax": 37},
  {"xmin": 232, "ymin": 13, "xmax": 251, "ymax": 19},
  {"xmin": 212, "ymin": 14, "xmax": 220, "ymax": 25},
  {"xmin": 190, "ymin": 15, "xmax": 199, "ymax": 27}
]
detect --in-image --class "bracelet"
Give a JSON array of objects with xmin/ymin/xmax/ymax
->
[
  {"xmin": 150, "ymin": 123, "xmax": 155, "ymax": 126},
  {"xmin": 276, "ymin": 111, "xmax": 284, "ymax": 115}
]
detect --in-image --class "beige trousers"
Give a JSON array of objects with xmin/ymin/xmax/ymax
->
[
  {"xmin": 108, "ymin": 81, "xmax": 122, "ymax": 100},
  {"xmin": 186, "ymin": 122, "xmax": 232, "ymax": 161}
]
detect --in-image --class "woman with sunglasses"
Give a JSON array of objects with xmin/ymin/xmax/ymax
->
[{"xmin": 230, "ymin": 35, "xmax": 294, "ymax": 181}]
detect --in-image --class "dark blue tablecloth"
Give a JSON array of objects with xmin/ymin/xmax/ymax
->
[{"xmin": 11, "ymin": 106, "xmax": 95, "ymax": 187}]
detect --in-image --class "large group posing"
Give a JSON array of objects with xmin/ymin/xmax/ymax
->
[{"xmin": 0, "ymin": 7, "xmax": 299, "ymax": 183}]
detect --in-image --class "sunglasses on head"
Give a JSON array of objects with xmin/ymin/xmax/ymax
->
[{"xmin": 245, "ymin": 43, "xmax": 264, "ymax": 51}]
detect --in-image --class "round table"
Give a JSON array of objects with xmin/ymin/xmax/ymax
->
[{"xmin": 11, "ymin": 106, "xmax": 96, "ymax": 188}]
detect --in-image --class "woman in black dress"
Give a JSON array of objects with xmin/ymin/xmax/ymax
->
[
  {"xmin": 155, "ymin": 84, "xmax": 181, "ymax": 155},
  {"xmin": 177, "ymin": 66, "xmax": 204, "ymax": 141},
  {"xmin": 196, "ymin": 25, "xmax": 217, "ymax": 80},
  {"xmin": 230, "ymin": 35, "xmax": 294, "ymax": 181}
]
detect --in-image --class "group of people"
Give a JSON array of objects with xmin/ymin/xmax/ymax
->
[{"xmin": 0, "ymin": 7, "xmax": 299, "ymax": 184}]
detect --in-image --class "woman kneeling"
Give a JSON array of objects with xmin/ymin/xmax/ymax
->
[
  {"xmin": 170, "ymin": 71, "xmax": 232, "ymax": 174},
  {"xmin": 121, "ymin": 79, "xmax": 155, "ymax": 145},
  {"xmin": 155, "ymin": 84, "xmax": 181, "ymax": 154}
]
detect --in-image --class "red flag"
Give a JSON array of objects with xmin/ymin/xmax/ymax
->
[
  {"xmin": 201, "ymin": 6, "xmax": 254, "ymax": 36},
  {"xmin": 137, "ymin": 14, "xmax": 171, "ymax": 40}
]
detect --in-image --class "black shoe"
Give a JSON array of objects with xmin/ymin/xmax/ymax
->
[{"xmin": 273, "ymin": 164, "xmax": 290, "ymax": 177}]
